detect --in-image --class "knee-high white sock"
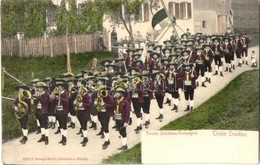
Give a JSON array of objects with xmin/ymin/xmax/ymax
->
[
  {"xmin": 71, "ymin": 116, "xmax": 76, "ymax": 123},
  {"xmin": 175, "ymin": 99, "xmax": 179, "ymax": 106},
  {"xmin": 57, "ymin": 121, "xmax": 60, "ymax": 127},
  {"xmin": 245, "ymin": 57, "xmax": 248, "ymax": 62},
  {"xmin": 82, "ymin": 130, "xmax": 88, "ymax": 138},
  {"xmin": 37, "ymin": 120, "xmax": 40, "ymax": 127},
  {"xmin": 90, "ymin": 115, "xmax": 94, "ymax": 121},
  {"xmin": 24, "ymin": 129, "xmax": 28, "ymax": 136},
  {"xmin": 48, "ymin": 116, "xmax": 52, "ymax": 123},
  {"xmin": 104, "ymin": 132, "xmax": 109, "ymax": 141},
  {"xmin": 93, "ymin": 115, "xmax": 98, "ymax": 123},
  {"xmin": 130, "ymin": 111, "xmax": 133, "ymax": 118},
  {"xmin": 159, "ymin": 108, "xmax": 163, "ymax": 115},
  {"xmin": 229, "ymin": 63, "xmax": 232, "ymax": 69},
  {"xmin": 205, "ymin": 71, "xmax": 209, "ymax": 78},
  {"xmin": 232, "ymin": 60, "xmax": 235, "ymax": 65},
  {"xmin": 45, "ymin": 129, "xmax": 49, "ymax": 137},
  {"xmin": 209, "ymin": 72, "xmax": 212, "ymax": 79},
  {"xmin": 239, "ymin": 59, "xmax": 242, "ymax": 64},
  {"xmin": 63, "ymin": 130, "xmax": 68, "ymax": 137},
  {"xmin": 190, "ymin": 100, "xmax": 194, "ymax": 108},
  {"xmin": 60, "ymin": 129, "xmax": 64, "ymax": 136},
  {"xmin": 22, "ymin": 129, "xmax": 25, "ymax": 136},
  {"xmin": 219, "ymin": 66, "xmax": 222, "ymax": 72},
  {"xmin": 41, "ymin": 128, "xmax": 45, "ymax": 135},
  {"xmin": 52, "ymin": 116, "xmax": 56, "ymax": 123},
  {"xmin": 145, "ymin": 113, "xmax": 150, "ymax": 121},
  {"xmin": 186, "ymin": 100, "xmax": 190, "ymax": 107},
  {"xmin": 215, "ymin": 65, "xmax": 218, "ymax": 71},
  {"xmin": 122, "ymin": 137, "xmax": 127, "ymax": 146},
  {"xmin": 137, "ymin": 118, "xmax": 141, "ymax": 126},
  {"xmin": 171, "ymin": 98, "xmax": 175, "ymax": 106}
]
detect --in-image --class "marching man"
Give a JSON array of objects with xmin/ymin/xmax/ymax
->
[
  {"xmin": 35, "ymin": 82, "xmax": 50, "ymax": 145},
  {"xmin": 113, "ymin": 88, "xmax": 130, "ymax": 150},
  {"xmin": 179, "ymin": 63, "xmax": 198, "ymax": 112},
  {"xmin": 13, "ymin": 85, "xmax": 32, "ymax": 144}
]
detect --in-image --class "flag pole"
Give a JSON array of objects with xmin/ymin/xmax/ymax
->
[{"xmin": 159, "ymin": 0, "xmax": 180, "ymax": 40}]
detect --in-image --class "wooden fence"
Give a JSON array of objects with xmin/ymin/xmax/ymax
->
[{"xmin": 1, "ymin": 33, "xmax": 106, "ymax": 57}]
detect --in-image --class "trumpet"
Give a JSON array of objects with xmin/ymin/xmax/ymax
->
[{"xmin": 75, "ymin": 86, "xmax": 88, "ymax": 111}]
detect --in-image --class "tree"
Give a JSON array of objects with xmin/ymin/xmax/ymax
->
[{"xmin": 102, "ymin": 0, "xmax": 143, "ymax": 48}]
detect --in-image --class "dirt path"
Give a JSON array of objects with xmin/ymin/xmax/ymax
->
[{"xmin": 2, "ymin": 46, "xmax": 258, "ymax": 164}]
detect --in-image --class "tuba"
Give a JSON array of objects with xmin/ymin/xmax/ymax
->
[{"xmin": 16, "ymin": 90, "xmax": 32, "ymax": 119}]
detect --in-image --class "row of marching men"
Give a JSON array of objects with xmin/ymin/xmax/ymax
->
[{"xmin": 12, "ymin": 32, "xmax": 252, "ymax": 149}]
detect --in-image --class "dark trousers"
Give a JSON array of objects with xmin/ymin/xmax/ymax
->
[
  {"xmin": 141, "ymin": 97, "xmax": 150, "ymax": 114},
  {"xmin": 19, "ymin": 113, "xmax": 29, "ymax": 129},
  {"xmin": 171, "ymin": 90, "xmax": 179, "ymax": 99},
  {"xmin": 205, "ymin": 60, "xmax": 212, "ymax": 72},
  {"xmin": 214, "ymin": 55, "xmax": 222, "ymax": 67},
  {"xmin": 36, "ymin": 109, "xmax": 41, "ymax": 121},
  {"xmin": 184, "ymin": 86, "xmax": 194, "ymax": 100},
  {"xmin": 56, "ymin": 111, "xmax": 68, "ymax": 130},
  {"xmin": 69, "ymin": 102, "xmax": 76, "ymax": 116},
  {"xmin": 132, "ymin": 98, "xmax": 142, "ymax": 118},
  {"xmin": 39, "ymin": 113, "xmax": 48, "ymax": 129},
  {"xmin": 224, "ymin": 53, "xmax": 232, "ymax": 64},
  {"xmin": 116, "ymin": 120, "xmax": 127, "ymax": 137},
  {"xmin": 155, "ymin": 93, "xmax": 164, "ymax": 109},
  {"xmin": 98, "ymin": 112, "xmax": 110, "ymax": 133},
  {"xmin": 236, "ymin": 50, "xmax": 241, "ymax": 59},
  {"xmin": 195, "ymin": 64, "xmax": 205, "ymax": 76},
  {"xmin": 77, "ymin": 111, "xmax": 88, "ymax": 130},
  {"xmin": 241, "ymin": 47, "xmax": 248, "ymax": 57}
]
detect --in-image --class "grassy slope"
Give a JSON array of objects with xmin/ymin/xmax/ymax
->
[
  {"xmin": 102, "ymin": 69, "xmax": 259, "ymax": 164},
  {"xmin": 2, "ymin": 51, "xmax": 117, "ymax": 142}
]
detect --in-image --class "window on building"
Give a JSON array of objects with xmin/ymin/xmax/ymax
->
[
  {"xmin": 143, "ymin": 3, "xmax": 149, "ymax": 22},
  {"xmin": 202, "ymin": 21, "xmax": 207, "ymax": 28},
  {"xmin": 168, "ymin": 2, "xmax": 192, "ymax": 19}
]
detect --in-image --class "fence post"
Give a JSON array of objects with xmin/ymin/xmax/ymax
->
[{"xmin": 2, "ymin": 67, "xmax": 5, "ymax": 92}]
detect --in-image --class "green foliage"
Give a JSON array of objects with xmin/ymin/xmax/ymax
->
[
  {"xmin": 102, "ymin": 69, "xmax": 259, "ymax": 164},
  {"xmin": 1, "ymin": 0, "xmax": 104, "ymax": 38},
  {"xmin": 2, "ymin": 51, "xmax": 118, "ymax": 142},
  {"xmin": 1, "ymin": 0, "xmax": 54, "ymax": 38}
]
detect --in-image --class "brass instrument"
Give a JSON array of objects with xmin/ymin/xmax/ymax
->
[
  {"xmin": 75, "ymin": 86, "xmax": 87, "ymax": 111},
  {"xmin": 16, "ymin": 89, "xmax": 32, "ymax": 119}
]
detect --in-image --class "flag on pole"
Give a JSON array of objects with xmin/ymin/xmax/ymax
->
[{"xmin": 151, "ymin": 8, "xmax": 168, "ymax": 30}]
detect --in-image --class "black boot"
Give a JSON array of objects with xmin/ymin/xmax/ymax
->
[
  {"xmin": 118, "ymin": 145, "xmax": 128, "ymax": 150},
  {"xmin": 102, "ymin": 140, "xmax": 110, "ymax": 150},
  {"xmin": 238, "ymin": 63, "xmax": 242, "ymax": 67},
  {"xmin": 68, "ymin": 122, "xmax": 73, "ymax": 128},
  {"xmin": 184, "ymin": 105, "xmax": 190, "ymax": 112},
  {"xmin": 220, "ymin": 72, "xmax": 223, "ymax": 77},
  {"xmin": 54, "ymin": 128, "xmax": 60, "ymax": 134},
  {"xmin": 202, "ymin": 82, "xmax": 207, "ymax": 87},
  {"xmin": 62, "ymin": 137, "xmax": 67, "ymax": 146},
  {"xmin": 58, "ymin": 135, "xmax": 64, "ymax": 144},
  {"xmin": 208, "ymin": 78, "xmax": 211, "ymax": 83},
  {"xmin": 191, "ymin": 107, "xmax": 194, "ymax": 111},
  {"xmin": 243, "ymin": 60, "xmax": 244, "ymax": 64},
  {"xmin": 37, "ymin": 135, "xmax": 45, "ymax": 143},
  {"xmin": 143, "ymin": 121, "xmax": 150, "ymax": 128},
  {"xmin": 36, "ymin": 127, "xmax": 41, "ymax": 134},
  {"xmin": 229, "ymin": 68, "xmax": 232, "ymax": 73},
  {"xmin": 82, "ymin": 137, "xmax": 88, "ymax": 147},
  {"xmin": 155, "ymin": 114, "xmax": 163, "ymax": 122},
  {"xmin": 77, "ymin": 128, "xmax": 82, "ymax": 135},
  {"xmin": 45, "ymin": 136, "xmax": 49, "ymax": 145},
  {"xmin": 164, "ymin": 98, "xmax": 170, "ymax": 104},
  {"xmin": 171, "ymin": 105, "xmax": 177, "ymax": 111},
  {"xmin": 246, "ymin": 61, "xmax": 248, "ymax": 65},
  {"xmin": 205, "ymin": 77, "xmax": 208, "ymax": 82},
  {"xmin": 20, "ymin": 136, "xmax": 28, "ymax": 144},
  {"xmin": 213, "ymin": 71, "xmax": 218, "ymax": 75},
  {"xmin": 134, "ymin": 125, "xmax": 142, "ymax": 134},
  {"xmin": 196, "ymin": 82, "xmax": 199, "ymax": 87},
  {"xmin": 233, "ymin": 64, "xmax": 235, "ymax": 69},
  {"xmin": 89, "ymin": 121, "xmax": 95, "ymax": 129},
  {"xmin": 97, "ymin": 129, "xmax": 103, "ymax": 136},
  {"xmin": 128, "ymin": 117, "xmax": 132, "ymax": 125},
  {"xmin": 225, "ymin": 67, "xmax": 228, "ymax": 72},
  {"xmin": 112, "ymin": 125, "xmax": 117, "ymax": 129}
]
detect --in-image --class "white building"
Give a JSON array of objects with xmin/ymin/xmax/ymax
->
[{"xmin": 103, "ymin": 0, "xmax": 233, "ymax": 50}]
